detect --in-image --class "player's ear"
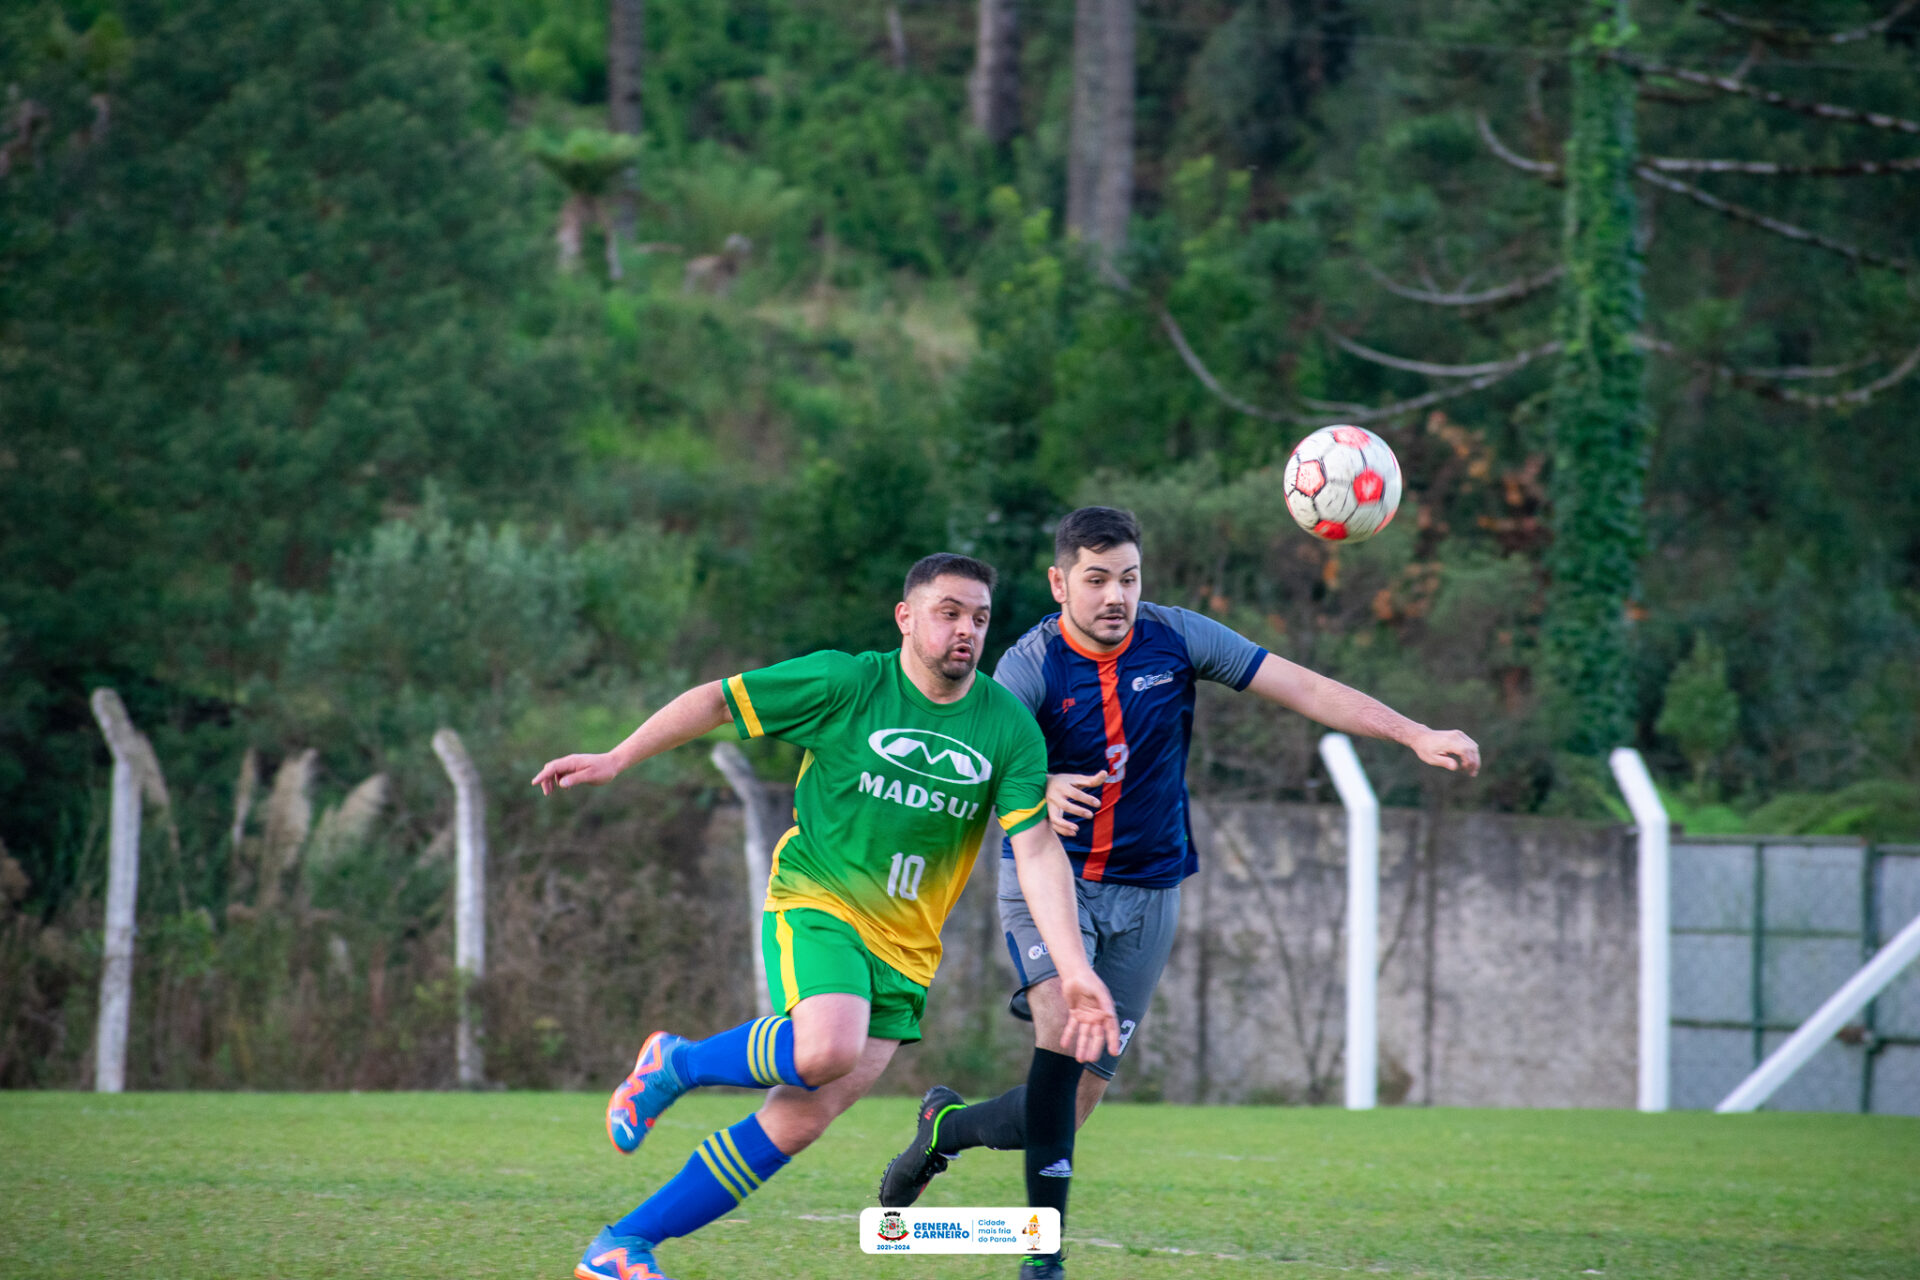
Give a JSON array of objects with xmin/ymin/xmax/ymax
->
[
  {"xmin": 894, "ymin": 598, "xmax": 913, "ymax": 636},
  {"xmin": 1047, "ymin": 563, "xmax": 1068, "ymax": 605}
]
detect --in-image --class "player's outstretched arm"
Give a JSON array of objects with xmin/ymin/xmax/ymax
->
[
  {"xmin": 531, "ymin": 679, "xmax": 731, "ymax": 795},
  {"xmin": 1007, "ymin": 823, "xmax": 1122, "ymax": 1064},
  {"xmin": 1245, "ymin": 653, "xmax": 1481, "ymax": 776}
]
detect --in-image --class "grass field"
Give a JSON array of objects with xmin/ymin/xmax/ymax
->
[{"xmin": 3, "ymin": 1092, "xmax": 1916, "ymax": 1279}]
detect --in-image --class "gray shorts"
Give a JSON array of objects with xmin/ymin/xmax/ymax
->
[{"xmin": 997, "ymin": 858, "xmax": 1181, "ymax": 1080}]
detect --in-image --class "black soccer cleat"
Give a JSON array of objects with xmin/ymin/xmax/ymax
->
[
  {"xmin": 1019, "ymin": 1252, "xmax": 1065, "ymax": 1279},
  {"xmin": 878, "ymin": 1084, "xmax": 965, "ymax": 1208}
]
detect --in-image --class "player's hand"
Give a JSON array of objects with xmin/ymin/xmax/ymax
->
[
  {"xmin": 1046, "ymin": 771, "xmax": 1108, "ymax": 837},
  {"xmin": 1410, "ymin": 729, "xmax": 1480, "ymax": 777},
  {"xmin": 1055, "ymin": 965, "xmax": 1122, "ymax": 1064},
  {"xmin": 531, "ymin": 752, "xmax": 621, "ymax": 795}
]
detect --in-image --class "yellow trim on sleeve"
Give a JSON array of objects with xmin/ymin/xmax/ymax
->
[
  {"xmin": 775, "ymin": 911, "xmax": 800, "ymax": 1011},
  {"xmin": 998, "ymin": 800, "xmax": 1047, "ymax": 832},
  {"xmin": 728, "ymin": 674, "xmax": 764, "ymax": 737},
  {"xmin": 791, "ymin": 752, "xmax": 812, "ymax": 821}
]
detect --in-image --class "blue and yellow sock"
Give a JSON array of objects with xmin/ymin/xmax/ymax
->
[
  {"xmin": 671, "ymin": 1015, "xmax": 808, "ymax": 1089},
  {"xmin": 613, "ymin": 1114, "xmax": 791, "ymax": 1243}
]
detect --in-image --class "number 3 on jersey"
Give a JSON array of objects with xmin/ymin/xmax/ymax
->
[{"xmin": 886, "ymin": 852, "xmax": 926, "ymax": 900}]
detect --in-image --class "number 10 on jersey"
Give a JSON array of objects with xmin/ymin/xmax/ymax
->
[{"xmin": 887, "ymin": 852, "xmax": 926, "ymax": 900}]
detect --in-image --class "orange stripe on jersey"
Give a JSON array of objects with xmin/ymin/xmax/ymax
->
[{"xmin": 1083, "ymin": 652, "xmax": 1129, "ymax": 881}]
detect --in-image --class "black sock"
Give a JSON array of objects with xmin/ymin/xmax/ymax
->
[
  {"xmin": 1023, "ymin": 1049, "xmax": 1081, "ymax": 1231},
  {"xmin": 935, "ymin": 1085, "xmax": 1027, "ymax": 1153}
]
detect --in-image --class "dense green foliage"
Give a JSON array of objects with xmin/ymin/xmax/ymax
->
[
  {"xmin": 1543, "ymin": 5, "xmax": 1652, "ymax": 755},
  {"xmin": 5, "ymin": 1093, "xmax": 1918, "ymax": 1277},
  {"xmin": 2, "ymin": 0, "xmax": 1917, "ymax": 1086}
]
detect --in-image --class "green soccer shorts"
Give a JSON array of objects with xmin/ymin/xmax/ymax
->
[{"xmin": 760, "ymin": 907, "xmax": 928, "ymax": 1043}]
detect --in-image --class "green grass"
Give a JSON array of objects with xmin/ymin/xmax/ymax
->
[{"xmin": 3, "ymin": 1093, "xmax": 1916, "ymax": 1279}]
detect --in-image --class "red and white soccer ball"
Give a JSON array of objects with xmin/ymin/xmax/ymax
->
[{"xmin": 1283, "ymin": 424, "xmax": 1403, "ymax": 543}]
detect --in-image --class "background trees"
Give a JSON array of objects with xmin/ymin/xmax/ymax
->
[{"xmin": 2, "ymin": 0, "xmax": 1917, "ymax": 1084}]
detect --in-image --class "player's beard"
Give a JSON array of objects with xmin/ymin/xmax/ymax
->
[
  {"xmin": 913, "ymin": 633, "xmax": 979, "ymax": 684},
  {"xmin": 1072, "ymin": 595, "xmax": 1134, "ymax": 645}
]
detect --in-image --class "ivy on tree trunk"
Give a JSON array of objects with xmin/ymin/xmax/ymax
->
[{"xmin": 1544, "ymin": 1, "xmax": 1651, "ymax": 755}]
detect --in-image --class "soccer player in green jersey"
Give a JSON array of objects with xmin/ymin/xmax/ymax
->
[{"xmin": 532, "ymin": 552, "xmax": 1121, "ymax": 1280}]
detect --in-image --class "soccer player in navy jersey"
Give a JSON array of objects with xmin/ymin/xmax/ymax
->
[{"xmin": 877, "ymin": 506, "xmax": 1480, "ymax": 1279}]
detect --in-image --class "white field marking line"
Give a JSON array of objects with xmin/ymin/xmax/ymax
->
[
  {"xmin": 1074, "ymin": 1236, "xmax": 1296, "ymax": 1264},
  {"xmin": 1074, "ymin": 1236, "xmax": 1563, "ymax": 1279}
]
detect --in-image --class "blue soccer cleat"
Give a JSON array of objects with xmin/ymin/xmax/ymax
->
[
  {"xmin": 573, "ymin": 1225, "xmax": 671, "ymax": 1280},
  {"xmin": 607, "ymin": 1030, "xmax": 690, "ymax": 1154}
]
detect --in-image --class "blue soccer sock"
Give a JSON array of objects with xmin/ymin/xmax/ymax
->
[
  {"xmin": 671, "ymin": 1015, "xmax": 809, "ymax": 1089},
  {"xmin": 614, "ymin": 1114, "xmax": 791, "ymax": 1243}
]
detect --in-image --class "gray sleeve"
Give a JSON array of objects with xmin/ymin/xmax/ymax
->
[
  {"xmin": 1155, "ymin": 604, "xmax": 1268, "ymax": 690},
  {"xmin": 990, "ymin": 629, "xmax": 1049, "ymax": 714}
]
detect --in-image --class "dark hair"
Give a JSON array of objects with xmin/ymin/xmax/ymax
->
[
  {"xmin": 903, "ymin": 552, "xmax": 998, "ymax": 600},
  {"xmin": 1054, "ymin": 506, "xmax": 1143, "ymax": 567}
]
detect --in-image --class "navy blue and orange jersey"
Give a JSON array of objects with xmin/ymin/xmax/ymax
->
[{"xmin": 993, "ymin": 602, "xmax": 1268, "ymax": 887}]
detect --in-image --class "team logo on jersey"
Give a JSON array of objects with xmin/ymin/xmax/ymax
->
[
  {"xmin": 1130, "ymin": 672, "xmax": 1175, "ymax": 692},
  {"xmin": 867, "ymin": 728, "xmax": 993, "ymax": 785}
]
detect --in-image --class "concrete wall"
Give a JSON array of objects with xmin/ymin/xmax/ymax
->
[
  {"xmin": 1123, "ymin": 803, "xmax": 1638, "ymax": 1108},
  {"xmin": 708, "ymin": 797, "xmax": 1642, "ymax": 1107}
]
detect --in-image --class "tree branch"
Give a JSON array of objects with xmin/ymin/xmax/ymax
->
[
  {"xmin": 1329, "ymin": 330, "xmax": 1563, "ymax": 378},
  {"xmin": 1639, "ymin": 332, "xmax": 1920, "ymax": 407},
  {"xmin": 1360, "ymin": 259, "xmax": 1565, "ymax": 307},
  {"xmin": 1634, "ymin": 334, "xmax": 1884, "ymax": 381},
  {"xmin": 1697, "ymin": 0, "xmax": 1920, "ymax": 46},
  {"xmin": 1635, "ymin": 166, "xmax": 1914, "ymax": 272},
  {"xmin": 1300, "ymin": 346, "xmax": 1557, "ymax": 424},
  {"xmin": 1624, "ymin": 58, "xmax": 1920, "ymax": 136},
  {"xmin": 1476, "ymin": 111, "xmax": 1562, "ymax": 179},
  {"xmin": 1152, "ymin": 305, "xmax": 1296, "ymax": 422},
  {"xmin": 1646, "ymin": 154, "xmax": 1920, "ymax": 177},
  {"xmin": 1774, "ymin": 337, "xmax": 1920, "ymax": 407},
  {"xmin": 1105, "ymin": 259, "xmax": 1557, "ymax": 425}
]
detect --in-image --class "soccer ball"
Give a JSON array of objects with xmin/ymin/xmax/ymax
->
[{"xmin": 1282, "ymin": 425, "xmax": 1403, "ymax": 543}]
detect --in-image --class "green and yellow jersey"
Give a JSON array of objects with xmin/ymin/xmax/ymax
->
[{"xmin": 722, "ymin": 649, "xmax": 1049, "ymax": 986}]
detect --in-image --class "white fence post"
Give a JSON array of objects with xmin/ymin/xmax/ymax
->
[
  {"xmin": 89, "ymin": 689, "xmax": 144, "ymax": 1094},
  {"xmin": 711, "ymin": 743, "xmax": 775, "ymax": 1017},
  {"xmin": 1717, "ymin": 908, "xmax": 1920, "ymax": 1113},
  {"xmin": 1320, "ymin": 733, "xmax": 1378, "ymax": 1111},
  {"xmin": 1608, "ymin": 747, "xmax": 1670, "ymax": 1113},
  {"xmin": 432, "ymin": 728, "xmax": 487, "ymax": 1088}
]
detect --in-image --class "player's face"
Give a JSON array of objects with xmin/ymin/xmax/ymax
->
[
  {"xmin": 1052, "ymin": 543, "xmax": 1141, "ymax": 647},
  {"xmin": 900, "ymin": 575, "xmax": 992, "ymax": 681}
]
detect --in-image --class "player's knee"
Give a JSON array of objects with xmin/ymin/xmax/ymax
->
[
  {"xmin": 757, "ymin": 1099, "xmax": 831, "ymax": 1156},
  {"xmin": 793, "ymin": 1036, "xmax": 861, "ymax": 1086}
]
